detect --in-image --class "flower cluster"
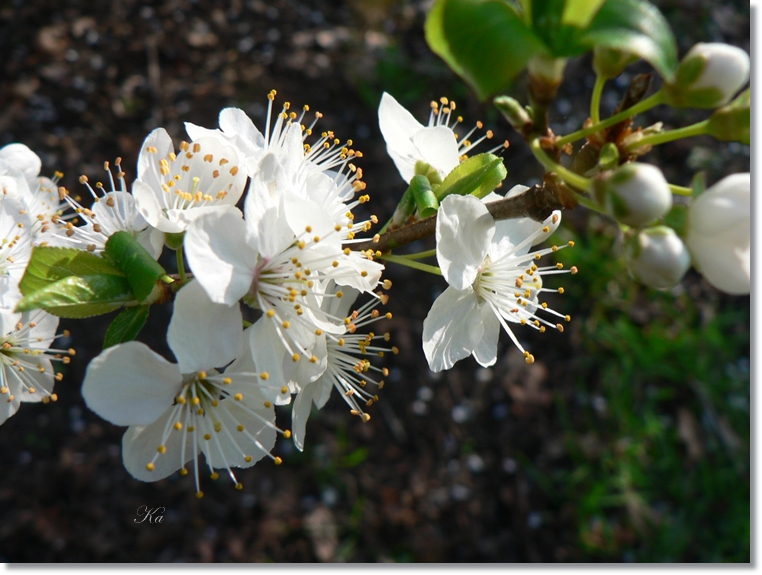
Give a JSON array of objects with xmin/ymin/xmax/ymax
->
[
  {"xmin": 0, "ymin": 143, "xmax": 75, "ymax": 423},
  {"xmin": 71, "ymin": 92, "xmax": 395, "ymax": 496}
]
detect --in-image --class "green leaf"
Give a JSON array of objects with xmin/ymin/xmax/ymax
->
[
  {"xmin": 436, "ymin": 153, "xmax": 507, "ymax": 200},
  {"xmin": 19, "ymin": 246, "xmax": 125, "ymax": 296},
  {"xmin": 580, "ymin": 0, "xmax": 678, "ymax": 82},
  {"xmin": 562, "ymin": 0, "xmax": 607, "ymax": 27},
  {"xmin": 409, "ymin": 176, "xmax": 439, "ymax": 218},
  {"xmin": 16, "ymin": 274, "xmax": 135, "ymax": 318},
  {"xmin": 104, "ymin": 232, "xmax": 166, "ymax": 303},
  {"xmin": 425, "ymin": 0, "xmax": 545, "ymax": 100},
  {"xmin": 103, "ymin": 305, "xmax": 150, "ymax": 349}
]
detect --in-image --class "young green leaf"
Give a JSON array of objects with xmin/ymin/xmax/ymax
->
[
  {"xmin": 580, "ymin": 0, "xmax": 678, "ymax": 82},
  {"xmin": 410, "ymin": 175, "xmax": 440, "ymax": 218},
  {"xmin": 104, "ymin": 231, "xmax": 166, "ymax": 303},
  {"xmin": 436, "ymin": 153, "xmax": 507, "ymax": 200},
  {"xmin": 16, "ymin": 274, "xmax": 135, "ymax": 318},
  {"xmin": 425, "ymin": 0, "xmax": 545, "ymax": 100},
  {"xmin": 19, "ymin": 246, "xmax": 125, "ymax": 296},
  {"xmin": 103, "ymin": 305, "xmax": 150, "ymax": 349}
]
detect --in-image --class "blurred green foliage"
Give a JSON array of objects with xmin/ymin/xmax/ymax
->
[{"xmin": 544, "ymin": 216, "xmax": 750, "ymax": 561}]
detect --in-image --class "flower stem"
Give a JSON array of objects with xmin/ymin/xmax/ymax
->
[
  {"xmin": 400, "ymin": 249, "xmax": 437, "ymax": 260},
  {"xmin": 176, "ymin": 246, "xmax": 187, "ymax": 282},
  {"xmin": 555, "ymin": 90, "xmax": 665, "ymax": 148},
  {"xmin": 379, "ymin": 253, "xmax": 442, "ymax": 276},
  {"xmin": 530, "ymin": 139, "xmax": 592, "ymax": 192},
  {"xmin": 669, "ymin": 184, "xmax": 693, "ymax": 197},
  {"xmin": 625, "ymin": 120, "xmax": 710, "ymax": 152},
  {"xmin": 573, "ymin": 192, "xmax": 604, "ymax": 214},
  {"xmin": 590, "ymin": 75, "xmax": 606, "ymax": 125}
]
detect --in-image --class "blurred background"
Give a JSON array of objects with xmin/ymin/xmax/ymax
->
[{"xmin": 0, "ymin": 0, "xmax": 750, "ymax": 562}]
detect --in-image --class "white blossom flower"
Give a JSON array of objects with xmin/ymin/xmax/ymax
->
[
  {"xmin": 423, "ymin": 194, "xmax": 573, "ymax": 372},
  {"xmin": 42, "ymin": 158, "xmax": 163, "ymax": 258},
  {"xmin": 0, "ymin": 144, "xmax": 64, "ymax": 233},
  {"xmin": 378, "ymin": 92, "xmax": 504, "ymax": 184},
  {"xmin": 685, "ymin": 173, "xmax": 750, "ymax": 295},
  {"xmin": 82, "ymin": 281, "xmax": 284, "ymax": 497},
  {"xmin": 0, "ymin": 197, "xmax": 34, "ymax": 312},
  {"xmin": 0, "ymin": 309, "xmax": 69, "ymax": 425},
  {"xmin": 185, "ymin": 95, "xmax": 384, "ymax": 294},
  {"xmin": 291, "ymin": 282, "xmax": 394, "ymax": 450},
  {"xmin": 132, "ymin": 128, "xmax": 247, "ymax": 234}
]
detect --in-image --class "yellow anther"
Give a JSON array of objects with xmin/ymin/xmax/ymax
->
[
  {"xmin": 174, "ymin": 422, "xmax": 183, "ymax": 430},
  {"xmin": 146, "ymin": 463, "xmax": 155, "ymax": 471},
  {"xmin": 157, "ymin": 445, "xmax": 167, "ymax": 454},
  {"xmin": 274, "ymin": 457, "xmax": 283, "ymax": 465},
  {"xmin": 266, "ymin": 310, "xmax": 275, "ymax": 318},
  {"xmin": 281, "ymin": 386, "xmax": 289, "ymax": 394},
  {"xmin": 203, "ymin": 433, "xmax": 211, "ymax": 440},
  {"xmin": 223, "ymin": 378, "xmax": 232, "ymax": 385},
  {"xmin": 260, "ymin": 372, "xmax": 269, "ymax": 380},
  {"xmin": 235, "ymin": 483, "xmax": 244, "ymax": 490},
  {"xmin": 234, "ymin": 393, "xmax": 243, "ymax": 401},
  {"xmin": 282, "ymin": 321, "xmax": 290, "ymax": 328},
  {"xmin": 571, "ymin": 266, "xmax": 578, "ymax": 274},
  {"xmin": 180, "ymin": 468, "xmax": 188, "ymax": 476},
  {"xmin": 191, "ymin": 397, "xmax": 200, "ymax": 405}
]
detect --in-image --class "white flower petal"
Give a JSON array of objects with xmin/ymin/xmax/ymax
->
[
  {"xmin": 133, "ymin": 179, "xmax": 184, "ymax": 234},
  {"xmin": 0, "ymin": 143, "xmax": 41, "ymax": 181},
  {"xmin": 137, "ymin": 128, "xmax": 174, "ymax": 180},
  {"xmin": 168, "ymin": 281, "xmax": 243, "ymax": 373},
  {"xmin": 219, "ymin": 107, "xmax": 266, "ymax": 158},
  {"xmin": 185, "ymin": 210, "xmax": 258, "ymax": 305},
  {"xmin": 413, "ymin": 125, "xmax": 460, "ymax": 177},
  {"xmin": 436, "ymin": 194, "xmax": 494, "ymax": 290},
  {"xmin": 248, "ymin": 318, "xmax": 291, "ymax": 404},
  {"xmin": 472, "ymin": 303, "xmax": 499, "ymax": 368},
  {"xmin": 423, "ymin": 286, "xmax": 483, "ymax": 372},
  {"xmin": 491, "ymin": 185, "xmax": 562, "ymax": 247},
  {"xmin": 291, "ymin": 378, "xmax": 319, "ymax": 452},
  {"xmin": 83, "ymin": 341, "xmax": 183, "ymax": 426},
  {"xmin": 122, "ymin": 407, "xmax": 198, "ymax": 482},
  {"xmin": 378, "ymin": 92, "xmax": 425, "ymax": 181},
  {"xmin": 16, "ymin": 356, "xmax": 55, "ymax": 403}
]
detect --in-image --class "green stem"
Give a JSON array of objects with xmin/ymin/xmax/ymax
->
[
  {"xmin": 555, "ymin": 90, "xmax": 665, "ymax": 148},
  {"xmin": 669, "ymin": 184, "xmax": 693, "ymax": 197},
  {"xmin": 379, "ymin": 253, "xmax": 442, "ymax": 276},
  {"xmin": 573, "ymin": 192, "xmax": 604, "ymax": 214},
  {"xmin": 400, "ymin": 249, "xmax": 437, "ymax": 261},
  {"xmin": 160, "ymin": 275, "xmax": 175, "ymax": 284},
  {"xmin": 625, "ymin": 120, "xmax": 710, "ymax": 152},
  {"xmin": 176, "ymin": 246, "xmax": 187, "ymax": 282},
  {"xmin": 590, "ymin": 75, "xmax": 606, "ymax": 125},
  {"xmin": 530, "ymin": 139, "xmax": 592, "ymax": 192}
]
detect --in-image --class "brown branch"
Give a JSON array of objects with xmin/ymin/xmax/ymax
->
[{"xmin": 350, "ymin": 185, "xmax": 562, "ymax": 254}]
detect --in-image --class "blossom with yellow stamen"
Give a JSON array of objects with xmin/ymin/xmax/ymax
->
[
  {"xmin": 132, "ymin": 129, "xmax": 247, "ymax": 234},
  {"xmin": 0, "ymin": 309, "xmax": 70, "ymax": 425},
  {"xmin": 82, "ymin": 281, "xmax": 283, "ymax": 496},
  {"xmin": 423, "ymin": 193, "xmax": 572, "ymax": 372}
]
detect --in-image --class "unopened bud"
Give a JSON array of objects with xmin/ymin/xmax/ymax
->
[
  {"xmin": 593, "ymin": 46, "xmax": 638, "ymax": 80},
  {"xmin": 593, "ymin": 163, "xmax": 671, "ymax": 227},
  {"xmin": 527, "ymin": 54, "xmax": 567, "ymax": 105},
  {"xmin": 494, "ymin": 96, "xmax": 532, "ymax": 131},
  {"xmin": 625, "ymin": 226, "xmax": 690, "ymax": 289},
  {"xmin": 664, "ymin": 43, "xmax": 750, "ymax": 109},
  {"xmin": 706, "ymin": 89, "xmax": 750, "ymax": 145},
  {"xmin": 685, "ymin": 173, "xmax": 750, "ymax": 295}
]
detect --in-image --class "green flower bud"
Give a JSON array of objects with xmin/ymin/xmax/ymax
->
[
  {"xmin": 625, "ymin": 226, "xmax": 690, "ymax": 289},
  {"xmin": 494, "ymin": 96, "xmax": 532, "ymax": 132},
  {"xmin": 706, "ymin": 89, "xmax": 750, "ymax": 145},
  {"xmin": 593, "ymin": 163, "xmax": 672, "ymax": 227},
  {"xmin": 593, "ymin": 46, "xmax": 638, "ymax": 80},
  {"xmin": 664, "ymin": 43, "xmax": 750, "ymax": 109}
]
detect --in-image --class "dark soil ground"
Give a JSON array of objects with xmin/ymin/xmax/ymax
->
[{"xmin": 0, "ymin": 0, "xmax": 750, "ymax": 562}]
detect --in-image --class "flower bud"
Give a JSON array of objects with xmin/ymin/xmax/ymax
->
[
  {"xmin": 494, "ymin": 96, "xmax": 532, "ymax": 132},
  {"xmin": 527, "ymin": 54, "xmax": 567, "ymax": 105},
  {"xmin": 625, "ymin": 226, "xmax": 690, "ymax": 289},
  {"xmin": 593, "ymin": 46, "xmax": 638, "ymax": 80},
  {"xmin": 685, "ymin": 173, "xmax": 750, "ymax": 295},
  {"xmin": 593, "ymin": 163, "xmax": 672, "ymax": 227},
  {"xmin": 664, "ymin": 43, "xmax": 750, "ymax": 109},
  {"xmin": 706, "ymin": 89, "xmax": 750, "ymax": 145}
]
